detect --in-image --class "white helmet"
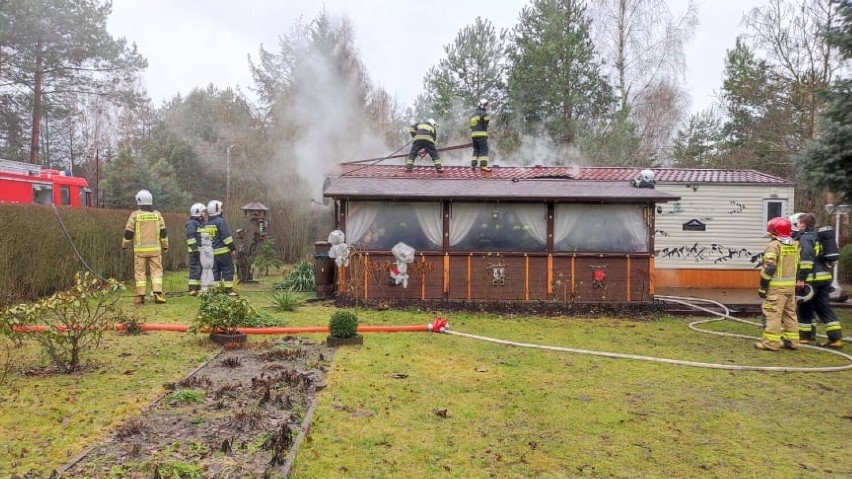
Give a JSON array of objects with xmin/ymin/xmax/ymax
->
[
  {"xmin": 789, "ymin": 212, "xmax": 804, "ymax": 232},
  {"xmin": 426, "ymin": 118, "xmax": 437, "ymax": 128},
  {"xmin": 190, "ymin": 202, "xmax": 206, "ymax": 217},
  {"xmin": 207, "ymin": 200, "xmax": 223, "ymax": 217},
  {"xmin": 640, "ymin": 169, "xmax": 655, "ymax": 183},
  {"xmin": 478, "ymin": 98, "xmax": 489, "ymax": 108},
  {"xmin": 135, "ymin": 189, "xmax": 153, "ymax": 206}
]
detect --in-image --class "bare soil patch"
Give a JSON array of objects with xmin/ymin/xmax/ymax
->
[{"xmin": 60, "ymin": 337, "xmax": 332, "ymax": 479}]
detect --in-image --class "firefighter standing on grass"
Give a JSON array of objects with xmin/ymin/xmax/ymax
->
[
  {"xmin": 470, "ymin": 99, "xmax": 491, "ymax": 172},
  {"xmin": 793, "ymin": 212, "xmax": 845, "ymax": 348},
  {"xmin": 406, "ymin": 119, "xmax": 443, "ymax": 172},
  {"xmin": 185, "ymin": 202, "xmax": 206, "ymax": 296},
  {"xmin": 756, "ymin": 216, "xmax": 799, "ymax": 351},
  {"xmin": 122, "ymin": 189, "xmax": 169, "ymax": 305},
  {"xmin": 206, "ymin": 199, "xmax": 238, "ymax": 295}
]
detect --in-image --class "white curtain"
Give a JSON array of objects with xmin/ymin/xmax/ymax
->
[
  {"xmin": 554, "ymin": 204, "xmax": 583, "ymax": 246},
  {"xmin": 512, "ymin": 204, "xmax": 547, "ymax": 246},
  {"xmin": 448, "ymin": 203, "xmax": 480, "ymax": 246},
  {"xmin": 413, "ymin": 202, "xmax": 443, "ymax": 247},
  {"xmin": 346, "ymin": 202, "xmax": 379, "ymax": 244}
]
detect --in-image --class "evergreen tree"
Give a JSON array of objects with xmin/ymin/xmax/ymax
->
[
  {"xmin": 508, "ymin": 0, "xmax": 614, "ymax": 147},
  {"xmin": 797, "ymin": 0, "xmax": 852, "ymax": 203},
  {"xmin": 0, "ymin": 0, "xmax": 147, "ymax": 164}
]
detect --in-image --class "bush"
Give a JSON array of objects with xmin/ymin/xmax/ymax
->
[
  {"xmin": 273, "ymin": 260, "xmax": 315, "ymax": 292},
  {"xmin": 0, "ymin": 272, "xmax": 124, "ymax": 373},
  {"xmin": 839, "ymin": 244, "xmax": 852, "ymax": 283},
  {"xmin": 191, "ymin": 285, "xmax": 276, "ymax": 335},
  {"xmin": 269, "ymin": 291, "xmax": 300, "ymax": 312},
  {"xmin": 253, "ymin": 238, "xmax": 283, "ymax": 276},
  {"xmin": 329, "ymin": 311, "xmax": 358, "ymax": 338}
]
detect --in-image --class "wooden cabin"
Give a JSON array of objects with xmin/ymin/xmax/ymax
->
[{"xmin": 320, "ymin": 164, "xmax": 680, "ymax": 305}]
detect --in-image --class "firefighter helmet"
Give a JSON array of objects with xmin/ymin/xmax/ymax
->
[
  {"xmin": 190, "ymin": 202, "xmax": 206, "ymax": 217},
  {"xmin": 478, "ymin": 98, "xmax": 489, "ymax": 108},
  {"xmin": 426, "ymin": 118, "xmax": 437, "ymax": 128},
  {"xmin": 207, "ymin": 200, "xmax": 223, "ymax": 217},
  {"xmin": 640, "ymin": 169, "xmax": 655, "ymax": 183},
  {"xmin": 135, "ymin": 189, "xmax": 153, "ymax": 206},
  {"xmin": 796, "ymin": 284, "xmax": 814, "ymax": 302},
  {"xmin": 766, "ymin": 216, "xmax": 792, "ymax": 239},
  {"xmin": 789, "ymin": 212, "xmax": 804, "ymax": 232}
]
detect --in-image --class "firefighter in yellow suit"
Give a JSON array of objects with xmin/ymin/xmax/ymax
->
[
  {"xmin": 122, "ymin": 189, "xmax": 169, "ymax": 305},
  {"xmin": 755, "ymin": 216, "xmax": 799, "ymax": 351}
]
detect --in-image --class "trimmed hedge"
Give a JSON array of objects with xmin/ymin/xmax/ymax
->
[{"xmin": 0, "ymin": 204, "xmax": 187, "ymax": 307}]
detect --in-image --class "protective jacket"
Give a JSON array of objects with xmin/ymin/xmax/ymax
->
[
  {"xmin": 185, "ymin": 216, "xmax": 205, "ymax": 253},
  {"xmin": 206, "ymin": 215, "xmax": 236, "ymax": 256},
  {"xmin": 796, "ymin": 227, "xmax": 832, "ymax": 284},
  {"xmin": 759, "ymin": 237, "xmax": 798, "ymax": 296},
  {"xmin": 470, "ymin": 107, "xmax": 490, "ymax": 138},
  {"xmin": 123, "ymin": 208, "xmax": 168, "ymax": 257},
  {"xmin": 409, "ymin": 122, "xmax": 436, "ymax": 144}
]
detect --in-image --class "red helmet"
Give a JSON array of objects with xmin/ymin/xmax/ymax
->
[{"xmin": 767, "ymin": 216, "xmax": 792, "ymax": 238}]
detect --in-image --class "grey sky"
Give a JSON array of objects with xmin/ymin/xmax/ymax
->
[{"xmin": 108, "ymin": 0, "xmax": 766, "ymax": 115}]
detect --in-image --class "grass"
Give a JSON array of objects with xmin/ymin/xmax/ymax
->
[{"xmin": 1, "ymin": 271, "xmax": 851, "ymax": 477}]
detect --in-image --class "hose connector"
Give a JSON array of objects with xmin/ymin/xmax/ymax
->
[{"xmin": 428, "ymin": 316, "xmax": 449, "ymax": 333}]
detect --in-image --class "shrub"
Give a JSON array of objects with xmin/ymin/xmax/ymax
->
[
  {"xmin": 0, "ymin": 272, "xmax": 124, "ymax": 373},
  {"xmin": 253, "ymin": 238, "xmax": 283, "ymax": 276},
  {"xmin": 269, "ymin": 291, "xmax": 300, "ymax": 312},
  {"xmin": 273, "ymin": 260, "xmax": 315, "ymax": 292},
  {"xmin": 329, "ymin": 311, "xmax": 358, "ymax": 338},
  {"xmin": 838, "ymin": 244, "xmax": 852, "ymax": 283},
  {"xmin": 191, "ymin": 285, "xmax": 276, "ymax": 335}
]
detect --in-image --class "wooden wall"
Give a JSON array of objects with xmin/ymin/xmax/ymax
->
[{"xmin": 337, "ymin": 252, "xmax": 655, "ymax": 303}]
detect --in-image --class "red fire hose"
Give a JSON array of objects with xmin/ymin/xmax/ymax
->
[{"xmin": 12, "ymin": 317, "xmax": 451, "ymax": 335}]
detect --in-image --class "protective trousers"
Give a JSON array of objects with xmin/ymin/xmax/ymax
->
[
  {"xmin": 187, "ymin": 252, "xmax": 202, "ymax": 291},
  {"xmin": 406, "ymin": 140, "xmax": 441, "ymax": 169},
  {"xmin": 471, "ymin": 137, "xmax": 489, "ymax": 167},
  {"xmin": 213, "ymin": 252, "xmax": 235, "ymax": 290},
  {"xmin": 134, "ymin": 254, "xmax": 163, "ymax": 296},
  {"xmin": 761, "ymin": 287, "xmax": 798, "ymax": 347},
  {"xmin": 798, "ymin": 282, "xmax": 843, "ymax": 342}
]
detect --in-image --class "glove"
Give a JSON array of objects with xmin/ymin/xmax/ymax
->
[{"xmin": 758, "ymin": 289, "xmax": 767, "ymax": 299}]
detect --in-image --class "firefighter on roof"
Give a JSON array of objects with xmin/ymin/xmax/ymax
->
[
  {"xmin": 186, "ymin": 202, "xmax": 207, "ymax": 296},
  {"xmin": 122, "ymin": 189, "xmax": 169, "ymax": 305},
  {"xmin": 206, "ymin": 199, "xmax": 238, "ymax": 296},
  {"xmin": 406, "ymin": 119, "xmax": 443, "ymax": 173},
  {"xmin": 470, "ymin": 99, "xmax": 491, "ymax": 172},
  {"xmin": 755, "ymin": 216, "xmax": 799, "ymax": 351}
]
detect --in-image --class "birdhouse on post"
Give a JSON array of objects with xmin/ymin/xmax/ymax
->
[{"xmin": 235, "ymin": 201, "xmax": 270, "ymax": 284}]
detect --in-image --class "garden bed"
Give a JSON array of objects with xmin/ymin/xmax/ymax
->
[{"xmin": 60, "ymin": 337, "xmax": 331, "ymax": 478}]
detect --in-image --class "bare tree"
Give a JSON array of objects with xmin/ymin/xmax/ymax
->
[
  {"xmin": 589, "ymin": 0, "xmax": 697, "ymax": 161},
  {"xmin": 743, "ymin": 0, "xmax": 842, "ymax": 141}
]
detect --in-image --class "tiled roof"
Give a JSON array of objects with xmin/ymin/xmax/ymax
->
[
  {"xmin": 334, "ymin": 164, "xmax": 793, "ymax": 184},
  {"xmin": 324, "ymin": 165, "xmax": 681, "ymax": 203}
]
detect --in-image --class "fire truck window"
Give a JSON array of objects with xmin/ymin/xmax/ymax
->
[{"xmin": 60, "ymin": 186, "xmax": 71, "ymax": 205}]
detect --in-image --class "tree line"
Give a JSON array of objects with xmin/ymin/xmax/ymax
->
[{"xmin": 0, "ymin": 0, "xmax": 849, "ymax": 261}]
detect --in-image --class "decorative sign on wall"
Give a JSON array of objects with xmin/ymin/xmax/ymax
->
[{"xmin": 682, "ymin": 219, "xmax": 706, "ymax": 231}]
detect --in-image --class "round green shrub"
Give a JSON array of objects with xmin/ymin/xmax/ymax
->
[{"xmin": 329, "ymin": 311, "xmax": 358, "ymax": 338}]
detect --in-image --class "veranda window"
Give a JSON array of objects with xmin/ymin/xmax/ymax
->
[
  {"xmin": 554, "ymin": 204, "xmax": 648, "ymax": 253},
  {"xmin": 346, "ymin": 201, "xmax": 442, "ymax": 251},
  {"xmin": 449, "ymin": 202, "xmax": 547, "ymax": 252}
]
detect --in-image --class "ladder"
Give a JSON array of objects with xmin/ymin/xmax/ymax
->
[{"xmin": 0, "ymin": 158, "xmax": 41, "ymax": 176}]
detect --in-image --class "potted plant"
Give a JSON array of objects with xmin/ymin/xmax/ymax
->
[
  {"xmin": 326, "ymin": 310, "xmax": 362, "ymax": 347},
  {"xmin": 191, "ymin": 286, "xmax": 255, "ymax": 346}
]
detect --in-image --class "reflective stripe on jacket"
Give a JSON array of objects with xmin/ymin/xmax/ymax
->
[
  {"xmin": 761, "ymin": 238, "xmax": 799, "ymax": 289},
  {"xmin": 409, "ymin": 122, "xmax": 436, "ymax": 143},
  {"xmin": 124, "ymin": 210, "xmax": 168, "ymax": 256},
  {"xmin": 797, "ymin": 228, "xmax": 833, "ymax": 283},
  {"xmin": 206, "ymin": 216, "xmax": 236, "ymax": 256},
  {"xmin": 470, "ymin": 107, "xmax": 490, "ymax": 138}
]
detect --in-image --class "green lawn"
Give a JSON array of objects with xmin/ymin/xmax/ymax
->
[{"xmin": 1, "ymin": 272, "xmax": 850, "ymax": 478}]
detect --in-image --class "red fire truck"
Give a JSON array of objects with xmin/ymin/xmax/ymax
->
[{"xmin": 0, "ymin": 158, "xmax": 92, "ymax": 207}]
